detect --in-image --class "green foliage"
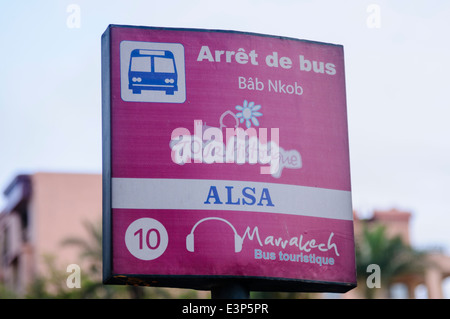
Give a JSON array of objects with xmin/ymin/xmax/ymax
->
[
  {"xmin": 0, "ymin": 283, "xmax": 17, "ymax": 298},
  {"xmin": 6, "ymin": 217, "xmax": 430, "ymax": 299},
  {"xmin": 355, "ymin": 224, "xmax": 427, "ymax": 298},
  {"xmin": 58, "ymin": 219, "xmax": 200, "ymax": 299}
]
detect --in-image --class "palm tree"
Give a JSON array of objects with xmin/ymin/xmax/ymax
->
[
  {"xmin": 61, "ymin": 220, "xmax": 126, "ymax": 298},
  {"xmin": 63, "ymin": 220, "xmax": 103, "ymax": 278},
  {"xmin": 355, "ymin": 224, "xmax": 427, "ymax": 298},
  {"xmin": 62, "ymin": 219, "xmax": 176, "ymax": 298}
]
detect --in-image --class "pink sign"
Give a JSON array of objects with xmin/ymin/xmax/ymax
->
[{"xmin": 102, "ymin": 25, "xmax": 356, "ymax": 292}]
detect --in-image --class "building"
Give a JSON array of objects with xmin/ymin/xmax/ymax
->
[
  {"xmin": 347, "ymin": 209, "xmax": 450, "ymax": 298},
  {"xmin": 1, "ymin": 172, "xmax": 449, "ymax": 298},
  {"xmin": 0, "ymin": 172, "xmax": 102, "ymax": 296}
]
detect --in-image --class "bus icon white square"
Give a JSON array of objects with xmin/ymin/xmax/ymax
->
[{"xmin": 120, "ymin": 41, "xmax": 186, "ymax": 103}]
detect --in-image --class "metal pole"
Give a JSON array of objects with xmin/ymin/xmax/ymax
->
[{"xmin": 211, "ymin": 282, "xmax": 250, "ymax": 299}]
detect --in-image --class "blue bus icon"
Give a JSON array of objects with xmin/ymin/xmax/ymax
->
[{"xmin": 128, "ymin": 49, "xmax": 178, "ymax": 95}]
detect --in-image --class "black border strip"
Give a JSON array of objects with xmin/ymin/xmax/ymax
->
[
  {"xmin": 101, "ymin": 26, "xmax": 113, "ymax": 283},
  {"xmin": 106, "ymin": 273, "xmax": 355, "ymax": 293},
  {"xmin": 106, "ymin": 24, "xmax": 343, "ymax": 48}
]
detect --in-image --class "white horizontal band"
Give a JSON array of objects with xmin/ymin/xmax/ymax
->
[{"xmin": 111, "ymin": 178, "xmax": 353, "ymax": 221}]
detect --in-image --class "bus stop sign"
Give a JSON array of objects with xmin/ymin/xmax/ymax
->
[{"xmin": 102, "ymin": 25, "xmax": 356, "ymax": 293}]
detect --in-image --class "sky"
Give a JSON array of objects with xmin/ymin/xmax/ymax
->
[{"xmin": 0, "ymin": 0, "xmax": 449, "ymax": 260}]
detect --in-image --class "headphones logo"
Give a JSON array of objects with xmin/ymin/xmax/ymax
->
[{"xmin": 186, "ymin": 217, "xmax": 243, "ymax": 253}]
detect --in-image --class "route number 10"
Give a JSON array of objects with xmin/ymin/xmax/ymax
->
[
  {"xmin": 125, "ymin": 218, "xmax": 169, "ymax": 260},
  {"xmin": 134, "ymin": 228, "xmax": 161, "ymax": 250}
]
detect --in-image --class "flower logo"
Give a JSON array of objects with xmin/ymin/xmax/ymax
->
[{"xmin": 235, "ymin": 100, "xmax": 263, "ymax": 128}]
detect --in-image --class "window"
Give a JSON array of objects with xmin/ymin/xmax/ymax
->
[
  {"xmin": 131, "ymin": 57, "xmax": 152, "ymax": 72},
  {"xmin": 1, "ymin": 227, "xmax": 8, "ymax": 264},
  {"xmin": 154, "ymin": 57, "xmax": 175, "ymax": 73}
]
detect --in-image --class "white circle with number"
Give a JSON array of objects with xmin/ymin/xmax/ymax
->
[{"xmin": 125, "ymin": 218, "xmax": 168, "ymax": 260}]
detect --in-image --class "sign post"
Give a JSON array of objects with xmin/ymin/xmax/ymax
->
[
  {"xmin": 102, "ymin": 25, "xmax": 356, "ymax": 296},
  {"xmin": 211, "ymin": 282, "xmax": 249, "ymax": 299}
]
